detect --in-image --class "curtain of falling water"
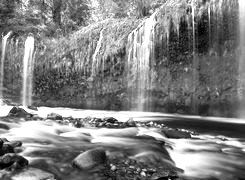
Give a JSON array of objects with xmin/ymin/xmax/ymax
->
[
  {"xmin": 127, "ymin": 11, "xmax": 157, "ymax": 111},
  {"xmin": 238, "ymin": 0, "xmax": 245, "ymax": 116},
  {"xmin": 192, "ymin": 0, "xmax": 199, "ymax": 113},
  {"xmin": 91, "ymin": 29, "xmax": 104, "ymax": 77},
  {"xmin": 0, "ymin": 32, "xmax": 12, "ymax": 104},
  {"xmin": 22, "ymin": 36, "xmax": 35, "ymax": 107}
]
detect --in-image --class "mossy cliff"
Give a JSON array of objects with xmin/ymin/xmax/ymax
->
[{"xmin": 2, "ymin": 0, "xmax": 242, "ymax": 117}]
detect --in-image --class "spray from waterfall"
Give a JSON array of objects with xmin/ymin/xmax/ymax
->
[
  {"xmin": 0, "ymin": 31, "xmax": 12, "ymax": 105},
  {"xmin": 22, "ymin": 35, "xmax": 35, "ymax": 107}
]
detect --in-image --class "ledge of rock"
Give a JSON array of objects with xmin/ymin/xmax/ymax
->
[{"xmin": 72, "ymin": 148, "xmax": 107, "ymax": 170}]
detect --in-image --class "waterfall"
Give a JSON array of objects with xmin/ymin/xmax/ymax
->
[
  {"xmin": 127, "ymin": 11, "xmax": 158, "ymax": 111},
  {"xmin": 238, "ymin": 0, "xmax": 245, "ymax": 116},
  {"xmin": 192, "ymin": 0, "xmax": 199, "ymax": 112},
  {"xmin": 91, "ymin": 29, "xmax": 104, "ymax": 77},
  {"xmin": 22, "ymin": 35, "xmax": 35, "ymax": 107},
  {"xmin": 0, "ymin": 31, "xmax": 12, "ymax": 104}
]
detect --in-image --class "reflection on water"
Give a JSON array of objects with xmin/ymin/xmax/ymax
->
[{"xmin": 0, "ymin": 105, "xmax": 245, "ymax": 179}]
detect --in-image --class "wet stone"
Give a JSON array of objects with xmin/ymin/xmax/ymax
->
[
  {"xmin": 8, "ymin": 107, "xmax": 33, "ymax": 118},
  {"xmin": 47, "ymin": 113, "xmax": 63, "ymax": 120},
  {"xmin": 72, "ymin": 148, "xmax": 107, "ymax": 170},
  {"xmin": 162, "ymin": 129, "xmax": 191, "ymax": 139},
  {"xmin": 5, "ymin": 141, "xmax": 22, "ymax": 148},
  {"xmin": 103, "ymin": 117, "xmax": 118, "ymax": 124},
  {"xmin": 0, "ymin": 144, "xmax": 15, "ymax": 156},
  {"xmin": 125, "ymin": 118, "xmax": 136, "ymax": 127},
  {"xmin": 27, "ymin": 105, "xmax": 38, "ymax": 111}
]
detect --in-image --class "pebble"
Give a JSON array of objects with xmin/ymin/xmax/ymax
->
[
  {"xmin": 110, "ymin": 165, "xmax": 117, "ymax": 171},
  {"xmin": 140, "ymin": 171, "xmax": 146, "ymax": 177}
]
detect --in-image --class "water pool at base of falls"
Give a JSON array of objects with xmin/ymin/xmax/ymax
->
[{"xmin": 0, "ymin": 105, "xmax": 245, "ymax": 180}]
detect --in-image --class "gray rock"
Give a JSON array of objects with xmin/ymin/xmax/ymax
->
[
  {"xmin": 72, "ymin": 148, "xmax": 106, "ymax": 170},
  {"xmin": 162, "ymin": 129, "xmax": 191, "ymax": 139},
  {"xmin": 47, "ymin": 113, "xmax": 63, "ymax": 120},
  {"xmin": 0, "ymin": 153, "xmax": 28, "ymax": 170},
  {"xmin": 103, "ymin": 117, "xmax": 118, "ymax": 124},
  {"xmin": 8, "ymin": 107, "xmax": 33, "ymax": 118},
  {"xmin": 0, "ymin": 144, "xmax": 14, "ymax": 156},
  {"xmin": 5, "ymin": 141, "xmax": 22, "ymax": 148},
  {"xmin": 124, "ymin": 118, "xmax": 136, "ymax": 127},
  {"xmin": 11, "ymin": 168, "xmax": 56, "ymax": 180},
  {"xmin": 27, "ymin": 105, "xmax": 38, "ymax": 111}
]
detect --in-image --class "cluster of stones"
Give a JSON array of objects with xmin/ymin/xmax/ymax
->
[
  {"xmin": 0, "ymin": 138, "xmax": 28, "ymax": 171},
  {"xmin": 46, "ymin": 112, "xmax": 193, "ymax": 139},
  {"xmin": 4, "ymin": 107, "xmax": 194, "ymax": 180},
  {"xmin": 71, "ymin": 147, "xmax": 182, "ymax": 180}
]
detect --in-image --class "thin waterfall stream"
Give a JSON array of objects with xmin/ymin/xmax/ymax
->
[
  {"xmin": 0, "ymin": 32, "xmax": 12, "ymax": 105},
  {"xmin": 22, "ymin": 35, "xmax": 35, "ymax": 107}
]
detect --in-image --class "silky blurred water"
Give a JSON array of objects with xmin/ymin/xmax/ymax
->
[{"xmin": 0, "ymin": 105, "xmax": 245, "ymax": 180}]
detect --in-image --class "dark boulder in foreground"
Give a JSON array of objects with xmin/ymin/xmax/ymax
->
[
  {"xmin": 162, "ymin": 129, "xmax": 191, "ymax": 139},
  {"xmin": 72, "ymin": 148, "xmax": 107, "ymax": 170},
  {"xmin": 0, "ymin": 153, "xmax": 28, "ymax": 170},
  {"xmin": 0, "ymin": 138, "xmax": 28, "ymax": 172},
  {"xmin": 47, "ymin": 113, "xmax": 63, "ymax": 120},
  {"xmin": 8, "ymin": 107, "xmax": 33, "ymax": 118}
]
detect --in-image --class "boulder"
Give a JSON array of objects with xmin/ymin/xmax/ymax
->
[
  {"xmin": 124, "ymin": 118, "xmax": 136, "ymax": 127},
  {"xmin": 72, "ymin": 148, "xmax": 106, "ymax": 170},
  {"xmin": 8, "ymin": 107, "xmax": 33, "ymax": 118},
  {"xmin": 0, "ymin": 153, "xmax": 28, "ymax": 170},
  {"xmin": 47, "ymin": 113, "xmax": 63, "ymax": 120},
  {"xmin": 5, "ymin": 141, "xmax": 22, "ymax": 148},
  {"xmin": 162, "ymin": 129, "xmax": 191, "ymax": 139},
  {"xmin": 11, "ymin": 168, "xmax": 55, "ymax": 180},
  {"xmin": 103, "ymin": 117, "xmax": 118, "ymax": 124},
  {"xmin": 0, "ymin": 144, "xmax": 14, "ymax": 156}
]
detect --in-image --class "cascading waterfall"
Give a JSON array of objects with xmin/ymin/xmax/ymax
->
[
  {"xmin": 0, "ymin": 31, "xmax": 12, "ymax": 104},
  {"xmin": 127, "ymin": 11, "xmax": 157, "ymax": 111},
  {"xmin": 91, "ymin": 29, "xmax": 104, "ymax": 77},
  {"xmin": 238, "ymin": 0, "xmax": 245, "ymax": 115},
  {"xmin": 192, "ymin": 0, "xmax": 199, "ymax": 112},
  {"xmin": 22, "ymin": 35, "xmax": 35, "ymax": 107}
]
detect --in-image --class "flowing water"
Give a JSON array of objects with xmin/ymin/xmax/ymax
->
[
  {"xmin": 0, "ymin": 106, "xmax": 245, "ymax": 179},
  {"xmin": 127, "ymin": 10, "xmax": 157, "ymax": 111},
  {"xmin": 22, "ymin": 36, "xmax": 35, "ymax": 107},
  {"xmin": 238, "ymin": 0, "xmax": 245, "ymax": 117},
  {"xmin": 91, "ymin": 29, "xmax": 104, "ymax": 77},
  {"xmin": 0, "ymin": 32, "xmax": 12, "ymax": 105}
]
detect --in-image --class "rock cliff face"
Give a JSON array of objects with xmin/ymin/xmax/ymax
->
[{"xmin": 1, "ymin": 0, "xmax": 242, "ymax": 117}]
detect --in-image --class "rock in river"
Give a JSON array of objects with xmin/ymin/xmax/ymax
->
[
  {"xmin": 8, "ymin": 107, "xmax": 33, "ymax": 118},
  {"xmin": 162, "ymin": 129, "xmax": 191, "ymax": 139},
  {"xmin": 47, "ymin": 113, "xmax": 63, "ymax": 120},
  {"xmin": 72, "ymin": 148, "xmax": 107, "ymax": 170}
]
